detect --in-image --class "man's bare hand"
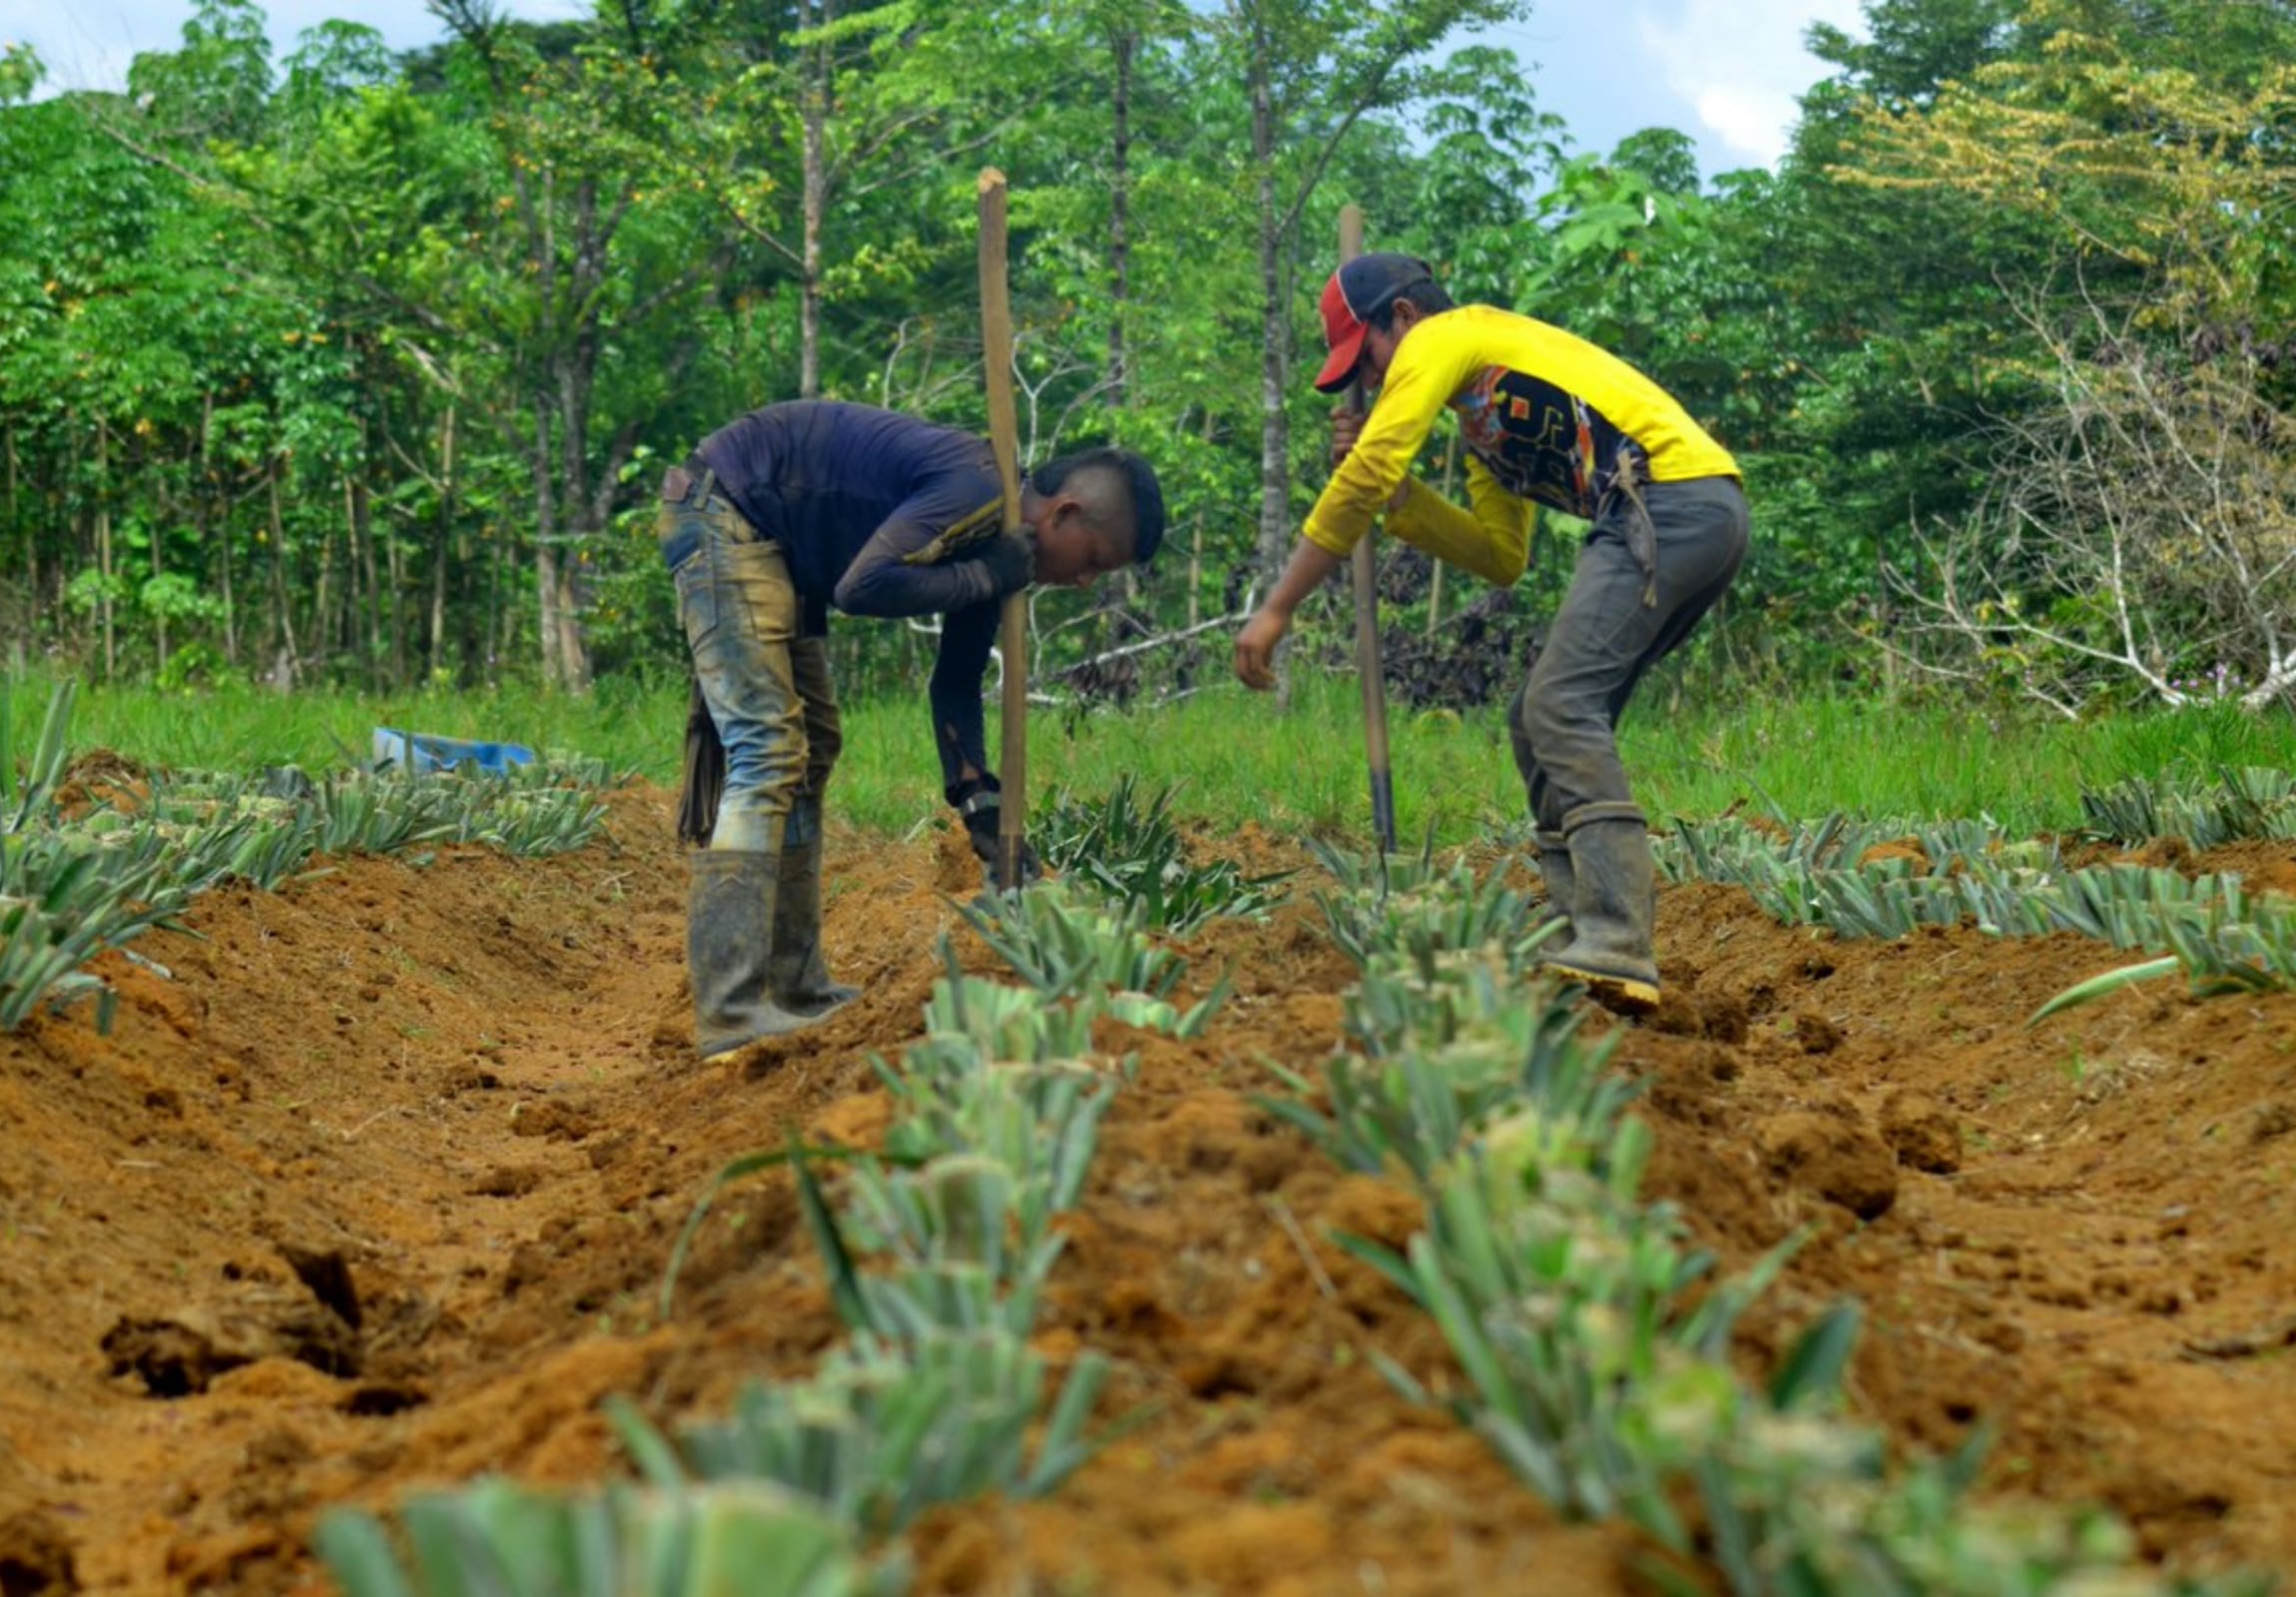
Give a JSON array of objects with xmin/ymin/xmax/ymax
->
[{"xmin": 1234, "ymin": 607, "xmax": 1292, "ymax": 692}]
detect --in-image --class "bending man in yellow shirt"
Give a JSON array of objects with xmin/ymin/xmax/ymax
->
[{"xmin": 1234, "ymin": 253, "xmax": 1750, "ymax": 1012}]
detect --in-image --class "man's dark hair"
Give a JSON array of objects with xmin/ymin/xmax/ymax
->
[
  {"xmin": 1030, "ymin": 446, "xmax": 1167, "ymax": 564},
  {"xmin": 1366, "ymin": 277, "xmax": 1455, "ymax": 331}
]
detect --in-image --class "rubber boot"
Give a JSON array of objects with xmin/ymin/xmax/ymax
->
[
  {"xmin": 688, "ymin": 849, "xmax": 816, "ymax": 1062},
  {"xmin": 1530, "ymin": 828, "xmax": 1575, "ymax": 948},
  {"xmin": 770, "ymin": 799, "xmax": 859, "ymax": 1018},
  {"xmin": 1542, "ymin": 805, "xmax": 1660, "ymax": 1014}
]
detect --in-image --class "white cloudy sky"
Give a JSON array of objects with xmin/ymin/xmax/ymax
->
[
  {"xmin": 1482, "ymin": 0, "xmax": 1869, "ymax": 174},
  {"xmin": 6, "ymin": 0, "xmax": 1866, "ymax": 178},
  {"xmin": 6, "ymin": 0, "xmax": 584, "ymax": 94}
]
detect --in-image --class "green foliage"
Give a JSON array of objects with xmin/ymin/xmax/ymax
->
[
  {"xmin": 952, "ymin": 882, "xmax": 1230, "ymax": 1038},
  {"xmin": 0, "ymin": 676, "xmax": 608, "ymax": 1032},
  {"xmin": 615, "ymin": 1333, "xmax": 1111, "ymax": 1536},
  {"xmin": 1260, "ymin": 962, "xmax": 1620, "ymax": 1184},
  {"xmin": 886, "ymin": 968, "xmax": 1120, "ymax": 1206},
  {"xmin": 1307, "ymin": 836, "xmax": 1554, "ymax": 978},
  {"xmin": 1271, "ymin": 821, "xmax": 2272, "ymax": 1597},
  {"xmin": 50, "ymin": 672, "xmax": 2296, "ymax": 865},
  {"xmin": 1036, "ymin": 774, "xmax": 1291, "ymax": 932},
  {"xmin": 6, "ymin": 0, "xmax": 1559, "ymax": 694},
  {"xmin": 0, "ymin": 866, "xmax": 130, "ymax": 1034},
  {"xmin": 2079, "ymin": 766, "xmax": 2296, "ymax": 849},
  {"xmin": 52, "ymin": 674, "xmax": 678, "ymax": 785},
  {"xmin": 2028, "ymin": 894, "xmax": 2296, "ymax": 1022},
  {"xmin": 5, "ymin": 0, "xmax": 2293, "ymax": 767},
  {"xmin": 0, "ymin": 43, "xmax": 43, "ymax": 106},
  {"xmin": 618, "ymin": 836, "xmax": 1142, "ymax": 1597},
  {"xmin": 313, "ymin": 1477, "xmax": 905, "ymax": 1597},
  {"xmin": 907, "ymin": 962, "xmax": 1108, "ymax": 1067},
  {"xmin": 1849, "ymin": 2, "xmax": 2296, "ymax": 327},
  {"xmin": 1402, "ymin": 46, "xmax": 1561, "ymax": 300},
  {"xmin": 1660, "ymin": 781, "xmax": 2296, "ymax": 1017},
  {"xmin": 1, "ymin": 679, "xmax": 195, "ymax": 1028},
  {"xmin": 0, "ymin": 674, "xmax": 75, "ymax": 826}
]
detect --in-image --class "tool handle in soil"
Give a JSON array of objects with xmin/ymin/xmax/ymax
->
[
  {"xmin": 1339, "ymin": 204, "xmax": 1397, "ymax": 853},
  {"xmin": 977, "ymin": 169, "xmax": 1029, "ymax": 887}
]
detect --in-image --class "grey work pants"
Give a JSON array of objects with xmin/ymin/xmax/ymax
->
[
  {"xmin": 662, "ymin": 482, "xmax": 844, "ymax": 852},
  {"xmin": 1509, "ymin": 475, "xmax": 1750, "ymax": 831}
]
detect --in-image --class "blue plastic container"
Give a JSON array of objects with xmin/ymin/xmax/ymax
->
[{"xmin": 371, "ymin": 728, "xmax": 538, "ymax": 777}]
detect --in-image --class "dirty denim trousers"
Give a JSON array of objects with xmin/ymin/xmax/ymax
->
[
  {"xmin": 1509, "ymin": 476, "xmax": 1749, "ymax": 833},
  {"xmin": 662, "ymin": 484, "xmax": 843, "ymax": 854}
]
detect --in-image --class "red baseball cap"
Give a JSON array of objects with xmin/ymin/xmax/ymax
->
[{"xmin": 1313, "ymin": 252, "xmax": 1435, "ymax": 393}]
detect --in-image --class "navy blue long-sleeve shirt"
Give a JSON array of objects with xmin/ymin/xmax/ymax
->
[{"xmin": 696, "ymin": 400, "xmax": 1008, "ymax": 796}]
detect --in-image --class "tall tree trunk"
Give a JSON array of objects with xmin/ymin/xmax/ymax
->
[
  {"xmin": 312, "ymin": 471, "xmax": 335, "ymax": 670},
  {"xmin": 532, "ymin": 406, "xmax": 564, "ymax": 690},
  {"xmin": 1187, "ymin": 408, "xmax": 1214, "ymax": 628},
  {"xmin": 550, "ymin": 364, "xmax": 594, "ymax": 694},
  {"xmin": 463, "ymin": 519, "xmax": 485, "ymax": 685},
  {"xmin": 152, "ymin": 472, "xmax": 169, "ymax": 681},
  {"xmin": 1109, "ymin": 26, "xmax": 1134, "ymax": 409},
  {"xmin": 430, "ymin": 402, "xmax": 456, "ymax": 682},
  {"xmin": 201, "ymin": 396, "xmax": 237, "ymax": 667},
  {"xmin": 798, "ymin": 0, "xmax": 830, "ymax": 399},
  {"xmin": 480, "ymin": 523, "xmax": 500, "ymax": 686},
  {"xmin": 267, "ymin": 457, "xmax": 300, "ymax": 688},
  {"xmin": 1188, "ymin": 516, "xmax": 1204, "ymax": 630},
  {"xmin": 218, "ymin": 528, "xmax": 235, "ymax": 667},
  {"xmin": 74, "ymin": 504, "xmax": 90, "ymax": 663},
  {"xmin": 491, "ymin": 518, "xmax": 513, "ymax": 688},
  {"xmin": 525, "ymin": 152, "xmax": 566, "ymax": 693},
  {"xmin": 1429, "ymin": 435, "xmax": 1456, "ymax": 639},
  {"xmin": 95, "ymin": 422, "xmax": 115, "ymax": 679},
  {"xmin": 363, "ymin": 402, "xmax": 406, "ymax": 688},
  {"xmin": 6, "ymin": 423, "xmax": 25, "ymax": 660},
  {"xmin": 321, "ymin": 537, "xmax": 340, "ymax": 668},
  {"xmin": 555, "ymin": 561, "xmax": 588, "ymax": 692},
  {"xmin": 383, "ymin": 499, "xmax": 405, "ymax": 687},
  {"xmin": 1249, "ymin": 18, "xmax": 1291, "ymax": 578},
  {"xmin": 346, "ymin": 474, "xmax": 378, "ymax": 686},
  {"xmin": 1879, "ymin": 500, "xmax": 1900, "ymax": 697},
  {"xmin": 67, "ymin": 420, "xmax": 86, "ymax": 662}
]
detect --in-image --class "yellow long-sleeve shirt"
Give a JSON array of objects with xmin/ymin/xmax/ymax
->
[{"xmin": 1302, "ymin": 304, "xmax": 1740, "ymax": 586}]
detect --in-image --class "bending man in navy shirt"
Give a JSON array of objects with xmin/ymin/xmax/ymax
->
[{"xmin": 660, "ymin": 399, "xmax": 1166, "ymax": 1062}]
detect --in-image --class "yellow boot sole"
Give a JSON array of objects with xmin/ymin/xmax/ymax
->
[{"xmin": 1543, "ymin": 958, "xmax": 1659, "ymax": 1016}]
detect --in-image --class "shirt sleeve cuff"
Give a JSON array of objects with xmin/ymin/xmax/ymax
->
[{"xmin": 1302, "ymin": 508, "xmax": 1370, "ymax": 559}]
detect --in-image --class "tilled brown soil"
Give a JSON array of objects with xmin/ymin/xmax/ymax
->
[{"xmin": 1, "ymin": 786, "xmax": 2292, "ymax": 1594}]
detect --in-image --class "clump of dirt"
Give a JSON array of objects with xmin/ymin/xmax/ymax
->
[
  {"xmin": 1, "ymin": 791, "xmax": 2292, "ymax": 1592},
  {"xmin": 1857, "ymin": 838, "xmax": 1931, "ymax": 871},
  {"xmin": 0, "ymin": 1509, "xmax": 78, "ymax": 1597},
  {"xmin": 99, "ymin": 1287, "xmax": 359, "ymax": 1398},
  {"xmin": 1620, "ymin": 884, "xmax": 2296, "ymax": 1569},
  {"xmin": 51, "ymin": 748, "xmax": 153, "ymax": 818},
  {"xmin": 1754, "ymin": 1109, "xmax": 1899, "ymax": 1219},
  {"xmin": 1879, "ymin": 1089, "xmax": 1963, "ymax": 1174},
  {"xmin": 2191, "ymin": 839, "xmax": 2296, "ymax": 899}
]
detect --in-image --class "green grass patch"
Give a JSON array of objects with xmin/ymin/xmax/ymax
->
[
  {"xmin": 51, "ymin": 674, "xmax": 683, "ymax": 784},
  {"xmin": 37, "ymin": 672, "xmax": 2296, "ymax": 845},
  {"xmin": 595, "ymin": 683, "xmax": 2296, "ymax": 842},
  {"xmin": 1623, "ymin": 694, "xmax": 2296, "ymax": 833}
]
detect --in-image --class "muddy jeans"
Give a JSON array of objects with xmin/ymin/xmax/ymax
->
[
  {"xmin": 662, "ymin": 473, "xmax": 843, "ymax": 853},
  {"xmin": 1509, "ymin": 475, "xmax": 1749, "ymax": 831}
]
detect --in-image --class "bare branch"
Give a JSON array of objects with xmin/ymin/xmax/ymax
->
[{"xmin": 1888, "ymin": 281, "xmax": 2296, "ymax": 715}]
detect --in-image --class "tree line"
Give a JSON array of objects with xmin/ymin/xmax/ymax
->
[{"xmin": 0, "ymin": 0, "xmax": 2288, "ymax": 714}]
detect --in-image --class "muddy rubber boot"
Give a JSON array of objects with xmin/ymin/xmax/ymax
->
[
  {"xmin": 688, "ymin": 848, "xmax": 816, "ymax": 1062},
  {"xmin": 770, "ymin": 799, "xmax": 859, "ymax": 1019},
  {"xmin": 1542, "ymin": 806, "xmax": 1661, "ymax": 1014},
  {"xmin": 1530, "ymin": 828, "xmax": 1575, "ymax": 949}
]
